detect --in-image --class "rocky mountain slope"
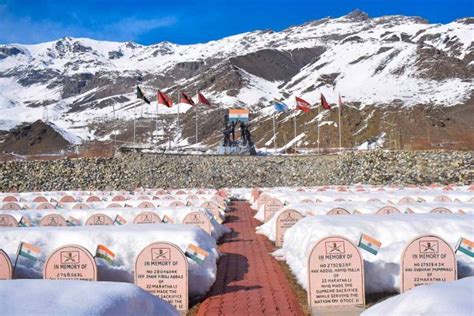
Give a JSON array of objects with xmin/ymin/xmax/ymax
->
[{"xmin": 0, "ymin": 10, "xmax": 472, "ymax": 150}]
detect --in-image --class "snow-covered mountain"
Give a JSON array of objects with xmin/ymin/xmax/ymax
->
[{"xmin": 0, "ymin": 10, "xmax": 473, "ymax": 145}]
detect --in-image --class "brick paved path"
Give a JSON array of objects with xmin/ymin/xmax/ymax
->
[{"xmin": 197, "ymin": 200, "xmax": 303, "ymax": 315}]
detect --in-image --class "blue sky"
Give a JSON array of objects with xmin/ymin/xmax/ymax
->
[{"xmin": 0, "ymin": 0, "xmax": 472, "ymax": 45}]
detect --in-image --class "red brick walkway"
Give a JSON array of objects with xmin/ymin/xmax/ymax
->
[{"xmin": 197, "ymin": 201, "xmax": 303, "ymax": 315}]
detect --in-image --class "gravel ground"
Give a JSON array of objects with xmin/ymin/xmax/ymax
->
[{"xmin": 0, "ymin": 150, "xmax": 472, "ymax": 192}]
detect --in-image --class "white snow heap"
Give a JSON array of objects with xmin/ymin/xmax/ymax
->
[{"xmin": 0, "ymin": 279, "xmax": 179, "ymax": 316}]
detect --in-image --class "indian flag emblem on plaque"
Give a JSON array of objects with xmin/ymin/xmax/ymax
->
[
  {"xmin": 96, "ymin": 245, "xmax": 115, "ymax": 264},
  {"xmin": 18, "ymin": 242, "xmax": 41, "ymax": 261},
  {"xmin": 114, "ymin": 215, "xmax": 127, "ymax": 225},
  {"xmin": 185, "ymin": 243, "xmax": 209, "ymax": 265},
  {"xmin": 455, "ymin": 237, "xmax": 474, "ymax": 258},
  {"xmin": 358, "ymin": 233, "xmax": 382, "ymax": 255}
]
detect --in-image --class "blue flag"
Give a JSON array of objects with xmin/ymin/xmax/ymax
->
[{"xmin": 274, "ymin": 102, "xmax": 289, "ymax": 112}]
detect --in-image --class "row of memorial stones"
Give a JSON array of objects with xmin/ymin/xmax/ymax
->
[
  {"xmin": 0, "ymin": 210, "xmax": 217, "ymax": 234},
  {"xmin": 306, "ymin": 234, "xmax": 458, "ymax": 310},
  {"xmin": 0, "ymin": 242, "xmax": 191, "ymax": 312},
  {"xmin": 0, "ymin": 188, "xmax": 220, "ymax": 201},
  {"xmin": 0, "ymin": 195, "xmax": 227, "ymax": 211}
]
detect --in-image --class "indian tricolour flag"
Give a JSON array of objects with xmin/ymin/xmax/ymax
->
[
  {"xmin": 96, "ymin": 245, "xmax": 115, "ymax": 264},
  {"xmin": 228, "ymin": 108, "xmax": 249, "ymax": 123},
  {"xmin": 18, "ymin": 242, "xmax": 40, "ymax": 261},
  {"xmin": 455, "ymin": 237, "xmax": 474, "ymax": 257},
  {"xmin": 66, "ymin": 216, "xmax": 81, "ymax": 226},
  {"xmin": 162, "ymin": 215, "xmax": 174, "ymax": 224},
  {"xmin": 114, "ymin": 215, "xmax": 127, "ymax": 225},
  {"xmin": 358, "ymin": 233, "xmax": 382, "ymax": 255},
  {"xmin": 18, "ymin": 216, "xmax": 30, "ymax": 227},
  {"xmin": 185, "ymin": 244, "xmax": 209, "ymax": 265}
]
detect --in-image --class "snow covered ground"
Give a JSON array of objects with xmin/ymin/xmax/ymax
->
[
  {"xmin": 252, "ymin": 186, "xmax": 473, "ymax": 222},
  {"xmin": 0, "ymin": 206, "xmax": 230, "ymax": 240},
  {"xmin": 362, "ymin": 277, "xmax": 474, "ymax": 316},
  {"xmin": 0, "ymin": 224, "xmax": 218, "ymax": 298},
  {"xmin": 273, "ymin": 214, "xmax": 473, "ymax": 294},
  {"xmin": 0, "ymin": 279, "xmax": 178, "ymax": 316}
]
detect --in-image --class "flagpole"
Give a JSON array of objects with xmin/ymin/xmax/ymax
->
[
  {"xmin": 272, "ymin": 113, "xmax": 277, "ymax": 152},
  {"xmin": 195, "ymin": 90, "xmax": 199, "ymax": 145},
  {"xmin": 177, "ymin": 90, "xmax": 180, "ymax": 144},
  {"xmin": 112, "ymin": 104, "xmax": 116, "ymax": 151},
  {"xmin": 317, "ymin": 103, "xmax": 321, "ymax": 153},
  {"xmin": 156, "ymin": 98, "xmax": 159, "ymax": 146},
  {"xmin": 133, "ymin": 114, "xmax": 136, "ymax": 145},
  {"xmin": 293, "ymin": 114, "xmax": 297, "ymax": 153},
  {"xmin": 338, "ymin": 93, "xmax": 342, "ymax": 150},
  {"xmin": 12, "ymin": 242, "xmax": 22, "ymax": 279}
]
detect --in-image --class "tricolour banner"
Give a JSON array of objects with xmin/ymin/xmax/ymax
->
[{"xmin": 228, "ymin": 108, "xmax": 249, "ymax": 123}]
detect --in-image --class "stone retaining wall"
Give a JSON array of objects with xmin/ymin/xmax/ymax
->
[{"xmin": 0, "ymin": 151, "xmax": 471, "ymax": 191}]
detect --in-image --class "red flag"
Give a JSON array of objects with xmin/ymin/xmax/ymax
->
[
  {"xmin": 157, "ymin": 90, "xmax": 173, "ymax": 108},
  {"xmin": 321, "ymin": 93, "xmax": 331, "ymax": 110},
  {"xmin": 295, "ymin": 96, "xmax": 311, "ymax": 113},
  {"xmin": 180, "ymin": 92, "xmax": 195, "ymax": 106},
  {"xmin": 197, "ymin": 92, "xmax": 211, "ymax": 106}
]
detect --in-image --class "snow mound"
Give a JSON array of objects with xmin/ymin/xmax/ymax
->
[
  {"xmin": 0, "ymin": 279, "xmax": 178, "ymax": 316},
  {"xmin": 362, "ymin": 277, "xmax": 474, "ymax": 316},
  {"xmin": 275, "ymin": 213, "xmax": 474, "ymax": 294},
  {"xmin": 0, "ymin": 224, "xmax": 218, "ymax": 298}
]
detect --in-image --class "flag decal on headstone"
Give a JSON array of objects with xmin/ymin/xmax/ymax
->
[
  {"xmin": 18, "ymin": 242, "xmax": 40, "ymax": 261},
  {"xmin": 455, "ymin": 237, "xmax": 474, "ymax": 257},
  {"xmin": 358, "ymin": 233, "xmax": 381, "ymax": 255},
  {"xmin": 96, "ymin": 245, "xmax": 115, "ymax": 264},
  {"xmin": 114, "ymin": 215, "xmax": 127, "ymax": 225},
  {"xmin": 185, "ymin": 244, "xmax": 209, "ymax": 265}
]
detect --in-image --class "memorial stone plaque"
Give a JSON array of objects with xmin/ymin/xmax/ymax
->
[
  {"xmin": 376, "ymin": 206, "xmax": 401, "ymax": 215},
  {"xmin": 275, "ymin": 209, "xmax": 303, "ymax": 247},
  {"xmin": 1, "ymin": 202, "xmax": 21, "ymax": 210},
  {"xmin": 308, "ymin": 236, "xmax": 365, "ymax": 308},
  {"xmin": 301, "ymin": 199, "xmax": 314, "ymax": 204},
  {"xmin": 112, "ymin": 195, "xmax": 126, "ymax": 202},
  {"xmin": 86, "ymin": 196, "xmax": 101, "ymax": 203},
  {"xmin": 36, "ymin": 202, "xmax": 56, "ymax": 210},
  {"xmin": 434, "ymin": 195, "xmax": 452, "ymax": 202},
  {"xmin": 170, "ymin": 201, "xmax": 186, "ymax": 207},
  {"xmin": 334, "ymin": 198, "xmax": 346, "ymax": 202},
  {"xmin": 398, "ymin": 197, "xmax": 416, "ymax": 204},
  {"xmin": 135, "ymin": 242, "xmax": 188, "ymax": 312},
  {"xmin": 107, "ymin": 203, "xmax": 122, "ymax": 208},
  {"xmin": 72, "ymin": 203, "xmax": 90, "ymax": 210},
  {"xmin": 401, "ymin": 235, "xmax": 456, "ymax": 292},
  {"xmin": 256, "ymin": 194, "xmax": 271, "ymax": 210},
  {"xmin": 2, "ymin": 196, "xmax": 18, "ymax": 202},
  {"xmin": 138, "ymin": 201, "xmax": 155, "ymax": 209},
  {"xmin": 60, "ymin": 195, "xmax": 76, "ymax": 203},
  {"xmin": 85, "ymin": 213, "xmax": 114, "ymax": 226},
  {"xmin": 201, "ymin": 201, "xmax": 222, "ymax": 222},
  {"xmin": 163, "ymin": 195, "xmax": 175, "ymax": 200},
  {"xmin": 44, "ymin": 245, "xmax": 97, "ymax": 281},
  {"xmin": 430, "ymin": 207, "xmax": 452, "ymax": 214},
  {"xmin": 0, "ymin": 249, "xmax": 12, "ymax": 280},
  {"xmin": 0, "ymin": 214, "xmax": 19, "ymax": 227},
  {"xmin": 138, "ymin": 195, "xmax": 151, "ymax": 200},
  {"xmin": 33, "ymin": 196, "xmax": 48, "ymax": 203},
  {"xmin": 327, "ymin": 208, "xmax": 350, "ymax": 216},
  {"xmin": 133, "ymin": 212, "xmax": 161, "ymax": 224},
  {"xmin": 264, "ymin": 198, "xmax": 284, "ymax": 222},
  {"xmin": 182, "ymin": 212, "xmax": 212, "ymax": 235},
  {"xmin": 175, "ymin": 190, "xmax": 187, "ymax": 195},
  {"xmin": 39, "ymin": 214, "xmax": 67, "ymax": 227}
]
